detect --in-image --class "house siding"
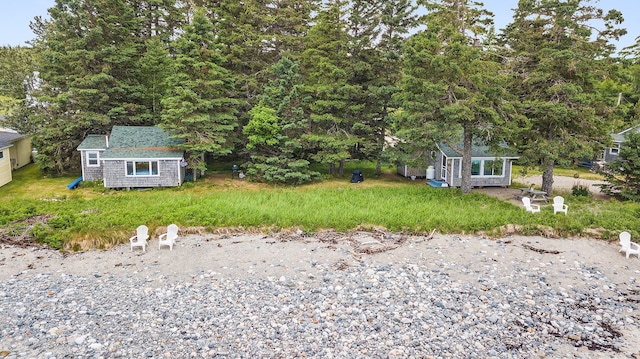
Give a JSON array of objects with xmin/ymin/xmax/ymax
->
[
  {"xmin": 604, "ymin": 146, "xmax": 620, "ymax": 163},
  {"xmin": 102, "ymin": 159, "xmax": 182, "ymax": 188},
  {"xmin": 447, "ymin": 159, "xmax": 514, "ymax": 188},
  {"xmin": 434, "ymin": 154, "xmax": 513, "ymax": 187},
  {"xmin": 0, "ymin": 147, "xmax": 12, "ymax": 187},
  {"xmin": 8, "ymin": 137, "xmax": 32, "ymax": 170},
  {"xmin": 396, "ymin": 164, "xmax": 427, "ymax": 178},
  {"xmin": 80, "ymin": 150, "xmax": 104, "ymax": 181}
]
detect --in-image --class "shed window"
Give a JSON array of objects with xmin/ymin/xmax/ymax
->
[
  {"xmin": 87, "ymin": 151, "xmax": 99, "ymax": 166},
  {"xmin": 0, "ymin": 151, "xmax": 3, "ymax": 159},
  {"xmin": 610, "ymin": 144, "xmax": 620, "ymax": 155},
  {"xmin": 483, "ymin": 160, "xmax": 504, "ymax": 176},
  {"xmin": 126, "ymin": 161, "xmax": 159, "ymax": 176},
  {"xmin": 470, "ymin": 159, "xmax": 505, "ymax": 177}
]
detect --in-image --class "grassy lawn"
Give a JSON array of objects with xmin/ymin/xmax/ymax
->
[
  {"xmin": 0, "ymin": 163, "xmax": 637, "ymax": 251},
  {"xmin": 512, "ymin": 164, "xmax": 605, "ymax": 181}
]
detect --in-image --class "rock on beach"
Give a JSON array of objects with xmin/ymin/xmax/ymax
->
[{"xmin": 1, "ymin": 232, "xmax": 639, "ymax": 358}]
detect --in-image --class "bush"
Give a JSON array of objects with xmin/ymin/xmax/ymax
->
[
  {"xmin": 572, "ymin": 184, "xmax": 591, "ymax": 197},
  {"xmin": 48, "ymin": 214, "xmax": 76, "ymax": 229},
  {"xmin": 30, "ymin": 222, "xmax": 64, "ymax": 250}
]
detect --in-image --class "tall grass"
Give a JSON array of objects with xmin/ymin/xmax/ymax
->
[{"xmin": 1, "ymin": 164, "xmax": 638, "ymax": 250}]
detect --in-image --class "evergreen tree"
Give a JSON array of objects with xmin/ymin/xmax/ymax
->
[
  {"xmin": 244, "ymin": 58, "xmax": 321, "ymax": 185},
  {"xmin": 367, "ymin": 0, "xmax": 418, "ymax": 175},
  {"xmin": 27, "ymin": 0, "xmax": 148, "ymax": 173},
  {"xmin": 0, "ymin": 46, "xmax": 38, "ymax": 104},
  {"xmin": 301, "ymin": 1, "xmax": 357, "ymax": 175},
  {"xmin": 400, "ymin": 0, "xmax": 515, "ymax": 193},
  {"xmin": 161, "ymin": 8, "xmax": 239, "ymax": 176},
  {"xmin": 138, "ymin": 36, "xmax": 172, "ymax": 123},
  {"xmin": 344, "ymin": 0, "xmax": 382, "ymax": 168},
  {"xmin": 601, "ymin": 131, "xmax": 640, "ymax": 201},
  {"xmin": 501, "ymin": 0, "xmax": 625, "ymax": 194}
]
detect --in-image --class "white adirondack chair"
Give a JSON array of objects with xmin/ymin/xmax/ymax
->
[
  {"xmin": 619, "ymin": 231, "xmax": 640, "ymax": 259},
  {"xmin": 552, "ymin": 196, "xmax": 568, "ymax": 215},
  {"xmin": 522, "ymin": 197, "xmax": 540, "ymax": 213},
  {"xmin": 159, "ymin": 224, "xmax": 179, "ymax": 250},
  {"xmin": 129, "ymin": 225, "xmax": 149, "ymax": 252}
]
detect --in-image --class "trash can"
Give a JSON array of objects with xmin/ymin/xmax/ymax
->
[{"xmin": 350, "ymin": 170, "xmax": 364, "ymax": 183}]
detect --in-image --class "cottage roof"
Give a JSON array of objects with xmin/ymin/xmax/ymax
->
[
  {"xmin": 438, "ymin": 141, "xmax": 519, "ymax": 159},
  {"xmin": 77, "ymin": 134, "xmax": 108, "ymax": 150},
  {"xmin": 0, "ymin": 129, "xmax": 27, "ymax": 145},
  {"xmin": 101, "ymin": 126, "xmax": 184, "ymax": 159},
  {"xmin": 612, "ymin": 125, "xmax": 640, "ymax": 143}
]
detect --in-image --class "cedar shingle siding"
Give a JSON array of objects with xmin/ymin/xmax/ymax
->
[
  {"xmin": 80, "ymin": 152, "xmax": 104, "ymax": 181},
  {"xmin": 103, "ymin": 159, "xmax": 183, "ymax": 188}
]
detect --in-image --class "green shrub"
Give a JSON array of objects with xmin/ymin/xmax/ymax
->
[
  {"xmin": 29, "ymin": 223, "xmax": 64, "ymax": 249},
  {"xmin": 572, "ymin": 184, "xmax": 591, "ymax": 197},
  {"xmin": 48, "ymin": 214, "xmax": 76, "ymax": 229}
]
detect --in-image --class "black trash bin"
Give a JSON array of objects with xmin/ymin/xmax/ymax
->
[{"xmin": 350, "ymin": 170, "xmax": 364, "ymax": 183}]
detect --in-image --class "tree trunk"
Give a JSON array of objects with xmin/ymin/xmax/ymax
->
[
  {"xmin": 338, "ymin": 159, "xmax": 345, "ymax": 175},
  {"xmin": 329, "ymin": 163, "xmax": 335, "ymax": 174},
  {"xmin": 460, "ymin": 124, "xmax": 473, "ymax": 194},
  {"xmin": 541, "ymin": 158, "xmax": 555, "ymax": 195}
]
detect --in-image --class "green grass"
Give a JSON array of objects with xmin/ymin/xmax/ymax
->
[
  {"xmin": 512, "ymin": 164, "xmax": 604, "ymax": 181},
  {"xmin": 1, "ymin": 163, "xmax": 638, "ymax": 250}
]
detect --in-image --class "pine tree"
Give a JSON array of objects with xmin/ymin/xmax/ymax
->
[
  {"xmin": 501, "ymin": 0, "xmax": 625, "ymax": 194},
  {"xmin": 301, "ymin": 1, "xmax": 356, "ymax": 175},
  {"xmin": 161, "ymin": 8, "xmax": 239, "ymax": 176},
  {"xmin": 363, "ymin": 0, "xmax": 418, "ymax": 175},
  {"xmin": 244, "ymin": 58, "xmax": 320, "ymax": 185},
  {"xmin": 400, "ymin": 0, "xmax": 515, "ymax": 193},
  {"xmin": 28, "ymin": 0, "xmax": 148, "ymax": 173},
  {"xmin": 138, "ymin": 36, "xmax": 172, "ymax": 123}
]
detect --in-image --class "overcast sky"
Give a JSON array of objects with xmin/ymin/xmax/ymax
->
[{"xmin": 1, "ymin": 0, "xmax": 638, "ymax": 51}]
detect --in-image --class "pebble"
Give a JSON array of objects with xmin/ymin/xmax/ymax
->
[{"xmin": 0, "ymin": 258, "xmax": 638, "ymax": 358}]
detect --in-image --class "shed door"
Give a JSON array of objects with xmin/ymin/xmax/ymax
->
[{"xmin": 441, "ymin": 156, "xmax": 448, "ymax": 181}]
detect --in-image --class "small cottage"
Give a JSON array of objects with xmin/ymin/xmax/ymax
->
[
  {"xmin": 434, "ymin": 143, "xmax": 519, "ymax": 188},
  {"xmin": 77, "ymin": 126, "xmax": 185, "ymax": 189},
  {"xmin": 603, "ymin": 125, "xmax": 640, "ymax": 163},
  {"xmin": 397, "ymin": 141, "xmax": 519, "ymax": 188}
]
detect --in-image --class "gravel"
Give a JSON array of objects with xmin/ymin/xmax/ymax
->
[{"xmin": 1, "ymin": 246, "xmax": 639, "ymax": 359}]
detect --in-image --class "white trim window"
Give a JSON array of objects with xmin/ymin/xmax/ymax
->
[
  {"xmin": 610, "ymin": 143, "xmax": 620, "ymax": 155},
  {"xmin": 126, "ymin": 160, "xmax": 159, "ymax": 176},
  {"xmin": 86, "ymin": 151, "xmax": 100, "ymax": 167},
  {"xmin": 0, "ymin": 150, "xmax": 4, "ymax": 159},
  {"xmin": 471, "ymin": 159, "xmax": 504, "ymax": 177}
]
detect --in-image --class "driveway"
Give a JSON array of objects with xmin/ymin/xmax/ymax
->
[{"xmin": 474, "ymin": 175, "xmax": 608, "ymax": 203}]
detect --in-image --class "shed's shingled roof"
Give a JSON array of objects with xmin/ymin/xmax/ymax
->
[
  {"xmin": 77, "ymin": 126, "xmax": 184, "ymax": 159},
  {"xmin": 77, "ymin": 134, "xmax": 107, "ymax": 150},
  {"xmin": 102, "ymin": 126, "xmax": 184, "ymax": 159},
  {"xmin": 438, "ymin": 141, "xmax": 519, "ymax": 159}
]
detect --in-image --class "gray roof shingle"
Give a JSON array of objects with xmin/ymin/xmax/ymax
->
[
  {"xmin": 438, "ymin": 141, "xmax": 519, "ymax": 159},
  {"xmin": 77, "ymin": 134, "xmax": 108, "ymax": 150},
  {"xmin": 0, "ymin": 129, "xmax": 27, "ymax": 150},
  {"xmin": 101, "ymin": 126, "xmax": 184, "ymax": 159}
]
